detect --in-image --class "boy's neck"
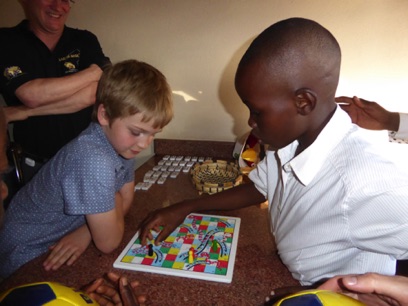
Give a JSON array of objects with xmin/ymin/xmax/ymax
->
[{"xmin": 294, "ymin": 105, "xmax": 337, "ymax": 156}]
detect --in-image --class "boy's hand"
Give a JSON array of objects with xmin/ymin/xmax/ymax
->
[
  {"xmin": 139, "ymin": 204, "xmax": 190, "ymax": 246},
  {"xmin": 85, "ymin": 272, "xmax": 146, "ymax": 306},
  {"xmin": 43, "ymin": 225, "xmax": 91, "ymax": 271}
]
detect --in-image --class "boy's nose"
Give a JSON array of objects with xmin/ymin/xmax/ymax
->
[{"xmin": 137, "ymin": 134, "xmax": 154, "ymax": 150}]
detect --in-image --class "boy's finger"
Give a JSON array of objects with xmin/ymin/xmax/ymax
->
[
  {"xmin": 155, "ymin": 226, "xmax": 175, "ymax": 245},
  {"xmin": 139, "ymin": 228, "xmax": 154, "ymax": 245}
]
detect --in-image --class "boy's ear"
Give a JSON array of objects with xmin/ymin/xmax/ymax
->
[
  {"xmin": 294, "ymin": 88, "xmax": 317, "ymax": 115},
  {"xmin": 97, "ymin": 104, "xmax": 109, "ymax": 126}
]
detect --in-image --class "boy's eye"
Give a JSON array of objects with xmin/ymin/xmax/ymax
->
[{"xmin": 131, "ymin": 131, "xmax": 142, "ymax": 136}]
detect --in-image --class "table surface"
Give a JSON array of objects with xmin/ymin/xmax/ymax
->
[{"xmin": 0, "ymin": 156, "xmax": 298, "ymax": 306}]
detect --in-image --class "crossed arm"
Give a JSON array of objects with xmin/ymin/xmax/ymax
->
[{"xmin": 5, "ymin": 64, "xmax": 102, "ymax": 123}]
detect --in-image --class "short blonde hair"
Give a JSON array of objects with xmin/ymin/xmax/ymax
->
[{"xmin": 92, "ymin": 59, "xmax": 173, "ymax": 128}]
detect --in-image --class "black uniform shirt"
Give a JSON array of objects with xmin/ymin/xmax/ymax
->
[{"xmin": 0, "ymin": 20, "xmax": 110, "ymax": 159}]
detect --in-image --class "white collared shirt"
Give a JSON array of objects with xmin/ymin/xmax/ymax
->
[{"xmin": 249, "ymin": 106, "xmax": 408, "ymax": 285}]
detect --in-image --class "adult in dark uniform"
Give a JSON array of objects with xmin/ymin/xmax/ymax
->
[{"xmin": 0, "ymin": 0, "xmax": 110, "ymax": 164}]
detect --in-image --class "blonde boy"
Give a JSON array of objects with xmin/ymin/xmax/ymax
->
[{"xmin": 0, "ymin": 60, "xmax": 173, "ymax": 278}]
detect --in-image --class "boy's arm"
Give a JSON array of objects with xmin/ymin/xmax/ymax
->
[
  {"xmin": 118, "ymin": 181, "xmax": 135, "ymax": 216},
  {"xmin": 139, "ymin": 182, "xmax": 265, "ymax": 245},
  {"xmin": 87, "ymin": 181, "xmax": 135, "ymax": 254},
  {"xmin": 42, "ymin": 182, "xmax": 134, "ymax": 271}
]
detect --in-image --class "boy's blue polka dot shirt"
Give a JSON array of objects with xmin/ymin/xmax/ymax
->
[{"xmin": 0, "ymin": 122, "xmax": 135, "ymax": 278}]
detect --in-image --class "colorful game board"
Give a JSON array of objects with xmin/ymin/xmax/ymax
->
[{"xmin": 113, "ymin": 213, "xmax": 241, "ymax": 283}]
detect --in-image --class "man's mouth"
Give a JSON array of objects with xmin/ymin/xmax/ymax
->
[{"xmin": 48, "ymin": 12, "xmax": 63, "ymax": 19}]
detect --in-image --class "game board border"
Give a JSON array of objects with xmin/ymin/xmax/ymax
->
[{"xmin": 113, "ymin": 213, "xmax": 241, "ymax": 283}]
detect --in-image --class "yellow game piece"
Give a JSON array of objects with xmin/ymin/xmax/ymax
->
[{"xmin": 188, "ymin": 247, "xmax": 195, "ymax": 264}]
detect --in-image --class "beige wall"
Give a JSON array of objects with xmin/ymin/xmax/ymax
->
[{"xmin": 1, "ymin": 0, "xmax": 408, "ymax": 163}]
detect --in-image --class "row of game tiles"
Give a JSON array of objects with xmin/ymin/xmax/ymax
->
[{"xmin": 134, "ymin": 155, "xmax": 212, "ymax": 191}]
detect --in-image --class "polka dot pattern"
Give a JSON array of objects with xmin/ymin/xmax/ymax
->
[{"xmin": 0, "ymin": 123, "xmax": 135, "ymax": 278}]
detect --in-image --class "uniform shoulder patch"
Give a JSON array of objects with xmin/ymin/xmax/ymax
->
[{"xmin": 4, "ymin": 66, "xmax": 23, "ymax": 80}]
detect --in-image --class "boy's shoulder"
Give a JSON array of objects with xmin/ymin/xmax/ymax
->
[
  {"xmin": 333, "ymin": 128, "xmax": 408, "ymax": 184},
  {"xmin": 62, "ymin": 123, "xmax": 118, "ymax": 163}
]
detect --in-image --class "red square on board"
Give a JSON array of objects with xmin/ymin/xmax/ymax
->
[
  {"xmin": 165, "ymin": 254, "xmax": 177, "ymax": 262},
  {"xmin": 217, "ymin": 260, "xmax": 228, "ymax": 269},
  {"xmin": 184, "ymin": 238, "xmax": 194, "ymax": 244},
  {"xmin": 179, "ymin": 227, "xmax": 189, "ymax": 233},
  {"xmin": 141, "ymin": 258, "xmax": 154, "ymax": 265},
  {"xmin": 198, "ymin": 225, "xmax": 208, "ymax": 231},
  {"xmin": 193, "ymin": 264, "xmax": 206, "ymax": 272}
]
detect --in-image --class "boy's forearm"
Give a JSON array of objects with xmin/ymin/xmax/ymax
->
[
  {"xmin": 176, "ymin": 182, "xmax": 265, "ymax": 214},
  {"xmin": 119, "ymin": 182, "xmax": 135, "ymax": 216},
  {"xmin": 114, "ymin": 193, "xmax": 126, "ymax": 231}
]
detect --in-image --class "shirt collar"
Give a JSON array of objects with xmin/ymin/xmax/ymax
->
[
  {"xmin": 18, "ymin": 20, "xmax": 68, "ymax": 48},
  {"xmin": 278, "ymin": 105, "xmax": 354, "ymax": 186}
]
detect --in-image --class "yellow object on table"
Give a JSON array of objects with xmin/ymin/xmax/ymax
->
[
  {"xmin": 273, "ymin": 289, "xmax": 365, "ymax": 306},
  {"xmin": 0, "ymin": 281, "xmax": 98, "ymax": 305}
]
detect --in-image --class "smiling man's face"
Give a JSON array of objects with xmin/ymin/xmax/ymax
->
[{"xmin": 21, "ymin": 0, "xmax": 71, "ymax": 37}]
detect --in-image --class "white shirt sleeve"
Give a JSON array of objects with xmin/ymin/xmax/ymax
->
[
  {"xmin": 392, "ymin": 113, "xmax": 408, "ymax": 141},
  {"xmin": 248, "ymin": 150, "xmax": 280, "ymax": 202}
]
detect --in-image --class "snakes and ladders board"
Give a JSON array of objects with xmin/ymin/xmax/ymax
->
[{"xmin": 113, "ymin": 213, "xmax": 241, "ymax": 283}]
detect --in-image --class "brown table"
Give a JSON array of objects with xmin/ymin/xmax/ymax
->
[{"xmin": 0, "ymin": 154, "xmax": 298, "ymax": 306}]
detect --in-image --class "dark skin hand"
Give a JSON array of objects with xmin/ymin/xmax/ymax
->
[
  {"xmin": 335, "ymin": 96, "xmax": 400, "ymax": 131},
  {"xmin": 139, "ymin": 182, "xmax": 266, "ymax": 245},
  {"xmin": 84, "ymin": 272, "xmax": 146, "ymax": 306}
]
